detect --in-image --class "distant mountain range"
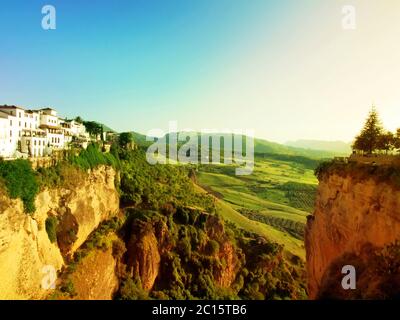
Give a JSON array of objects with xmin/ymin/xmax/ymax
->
[
  {"xmin": 285, "ymin": 140, "xmax": 351, "ymax": 154},
  {"xmin": 125, "ymin": 131, "xmax": 348, "ymax": 159}
]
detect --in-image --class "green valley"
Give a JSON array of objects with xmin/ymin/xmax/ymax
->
[{"xmin": 196, "ymin": 153, "xmax": 320, "ymax": 260}]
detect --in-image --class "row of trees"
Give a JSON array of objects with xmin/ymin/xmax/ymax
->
[{"xmin": 353, "ymin": 108, "xmax": 400, "ymax": 154}]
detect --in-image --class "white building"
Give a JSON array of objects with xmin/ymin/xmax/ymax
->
[
  {"xmin": 38, "ymin": 108, "xmax": 65, "ymax": 150},
  {"xmin": 0, "ymin": 106, "xmax": 25, "ymax": 158},
  {"xmin": 0, "ymin": 105, "xmax": 90, "ymax": 159},
  {"xmin": 20, "ymin": 129, "xmax": 47, "ymax": 158},
  {"xmin": 0, "ymin": 116, "xmax": 10, "ymax": 157}
]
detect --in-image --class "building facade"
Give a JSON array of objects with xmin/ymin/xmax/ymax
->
[{"xmin": 0, "ymin": 105, "xmax": 90, "ymax": 159}]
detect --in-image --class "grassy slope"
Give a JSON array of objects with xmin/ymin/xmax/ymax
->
[
  {"xmin": 193, "ymin": 183, "xmax": 305, "ymax": 258},
  {"xmin": 215, "ymin": 199, "xmax": 305, "ymax": 259},
  {"xmin": 196, "ymin": 155, "xmax": 319, "ymax": 260}
]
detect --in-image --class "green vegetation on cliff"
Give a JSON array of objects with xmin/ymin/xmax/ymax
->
[
  {"xmin": 116, "ymin": 207, "xmax": 306, "ymax": 300},
  {"xmin": 0, "ymin": 143, "xmax": 119, "ymax": 213},
  {"xmin": 0, "ymin": 159, "xmax": 39, "ymax": 213}
]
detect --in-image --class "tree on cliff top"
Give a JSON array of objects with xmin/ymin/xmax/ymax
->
[
  {"xmin": 395, "ymin": 128, "xmax": 400, "ymax": 151},
  {"xmin": 377, "ymin": 131, "xmax": 395, "ymax": 154},
  {"xmin": 118, "ymin": 132, "xmax": 134, "ymax": 149},
  {"xmin": 352, "ymin": 107, "xmax": 384, "ymax": 154}
]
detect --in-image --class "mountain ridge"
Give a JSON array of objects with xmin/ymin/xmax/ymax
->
[{"xmin": 127, "ymin": 131, "xmax": 347, "ymax": 159}]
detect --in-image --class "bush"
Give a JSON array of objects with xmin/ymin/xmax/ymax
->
[
  {"xmin": 314, "ymin": 160, "xmax": 334, "ymax": 180},
  {"xmin": 174, "ymin": 207, "xmax": 190, "ymax": 224},
  {"xmin": 70, "ymin": 143, "xmax": 119, "ymax": 170},
  {"xmin": 206, "ymin": 240, "xmax": 220, "ymax": 255},
  {"xmin": 45, "ymin": 216, "xmax": 58, "ymax": 243},
  {"xmin": 112, "ymin": 238, "xmax": 127, "ymax": 259},
  {"xmin": 0, "ymin": 159, "xmax": 39, "ymax": 213},
  {"xmin": 118, "ymin": 277, "xmax": 149, "ymax": 300},
  {"xmin": 37, "ymin": 162, "xmax": 84, "ymax": 190},
  {"xmin": 60, "ymin": 279, "xmax": 76, "ymax": 297}
]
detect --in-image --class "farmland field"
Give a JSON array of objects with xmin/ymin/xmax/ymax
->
[{"xmin": 196, "ymin": 155, "xmax": 319, "ymax": 259}]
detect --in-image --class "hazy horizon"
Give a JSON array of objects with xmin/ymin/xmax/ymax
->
[{"xmin": 1, "ymin": 0, "xmax": 400, "ymax": 143}]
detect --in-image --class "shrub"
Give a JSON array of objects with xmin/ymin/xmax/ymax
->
[
  {"xmin": 60, "ymin": 279, "xmax": 76, "ymax": 297},
  {"xmin": 45, "ymin": 216, "xmax": 58, "ymax": 243},
  {"xmin": 174, "ymin": 207, "xmax": 190, "ymax": 224},
  {"xmin": 70, "ymin": 143, "xmax": 119, "ymax": 170},
  {"xmin": 37, "ymin": 162, "xmax": 84, "ymax": 190},
  {"xmin": 314, "ymin": 160, "xmax": 334, "ymax": 180},
  {"xmin": 118, "ymin": 277, "xmax": 149, "ymax": 300},
  {"xmin": 206, "ymin": 240, "xmax": 220, "ymax": 255},
  {"xmin": 112, "ymin": 239, "xmax": 127, "ymax": 259},
  {"xmin": 0, "ymin": 159, "xmax": 39, "ymax": 213}
]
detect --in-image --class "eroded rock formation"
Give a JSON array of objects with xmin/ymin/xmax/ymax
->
[
  {"xmin": 306, "ymin": 169, "xmax": 400, "ymax": 299},
  {"xmin": 0, "ymin": 166, "xmax": 119, "ymax": 299}
]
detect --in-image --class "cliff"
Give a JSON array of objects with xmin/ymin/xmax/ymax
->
[
  {"xmin": 68, "ymin": 246, "xmax": 119, "ymax": 300},
  {"xmin": 123, "ymin": 209, "xmax": 242, "ymax": 296},
  {"xmin": 306, "ymin": 164, "xmax": 400, "ymax": 299},
  {"xmin": 0, "ymin": 165, "xmax": 119, "ymax": 300}
]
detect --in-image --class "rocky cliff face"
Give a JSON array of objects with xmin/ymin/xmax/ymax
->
[
  {"xmin": 69, "ymin": 246, "xmax": 119, "ymax": 300},
  {"xmin": 306, "ymin": 169, "xmax": 400, "ymax": 299},
  {"xmin": 126, "ymin": 225, "xmax": 162, "ymax": 291},
  {"xmin": 0, "ymin": 166, "xmax": 119, "ymax": 300},
  {"xmin": 124, "ymin": 210, "xmax": 241, "ymax": 294}
]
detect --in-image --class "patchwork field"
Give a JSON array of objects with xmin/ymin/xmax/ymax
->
[{"xmin": 197, "ymin": 155, "xmax": 320, "ymax": 259}]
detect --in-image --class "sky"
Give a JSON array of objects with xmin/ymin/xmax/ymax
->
[{"xmin": 1, "ymin": 0, "xmax": 400, "ymax": 143}]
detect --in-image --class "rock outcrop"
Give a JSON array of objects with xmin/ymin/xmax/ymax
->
[
  {"xmin": 306, "ymin": 169, "xmax": 400, "ymax": 299},
  {"xmin": 214, "ymin": 240, "xmax": 239, "ymax": 287},
  {"xmin": 125, "ymin": 211, "xmax": 241, "ymax": 293},
  {"xmin": 127, "ymin": 227, "xmax": 161, "ymax": 291},
  {"xmin": 70, "ymin": 247, "xmax": 119, "ymax": 300},
  {"xmin": 0, "ymin": 165, "xmax": 119, "ymax": 299}
]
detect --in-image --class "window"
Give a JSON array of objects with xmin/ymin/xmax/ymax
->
[
  {"xmin": 10, "ymin": 120, "xmax": 12, "ymax": 126},
  {"xmin": 10, "ymin": 130, "xmax": 12, "ymax": 137}
]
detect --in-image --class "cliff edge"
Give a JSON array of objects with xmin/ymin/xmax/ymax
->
[
  {"xmin": 306, "ymin": 163, "xmax": 400, "ymax": 299},
  {"xmin": 0, "ymin": 165, "xmax": 119, "ymax": 300}
]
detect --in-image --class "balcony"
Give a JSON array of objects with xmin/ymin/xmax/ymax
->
[{"xmin": 21, "ymin": 129, "xmax": 46, "ymax": 138}]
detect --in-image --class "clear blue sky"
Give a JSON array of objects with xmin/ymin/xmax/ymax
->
[{"xmin": 1, "ymin": 0, "xmax": 400, "ymax": 142}]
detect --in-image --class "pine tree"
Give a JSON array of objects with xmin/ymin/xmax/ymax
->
[{"xmin": 352, "ymin": 107, "xmax": 383, "ymax": 154}]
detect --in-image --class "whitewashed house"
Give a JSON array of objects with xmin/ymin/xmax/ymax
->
[
  {"xmin": 0, "ymin": 116, "xmax": 9, "ymax": 157},
  {"xmin": 0, "ymin": 105, "xmax": 91, "ymax": 159},
  {"xmin": 38, "ymin": 108, "xmax": 65, "ymax": 150},
  {"xmin": 20, "ymin": 129, "xmax": 47, "ymax": 157},
  {"xmin": 0, "ymin": 106, "xmax": 23, "ymax": 158}
]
